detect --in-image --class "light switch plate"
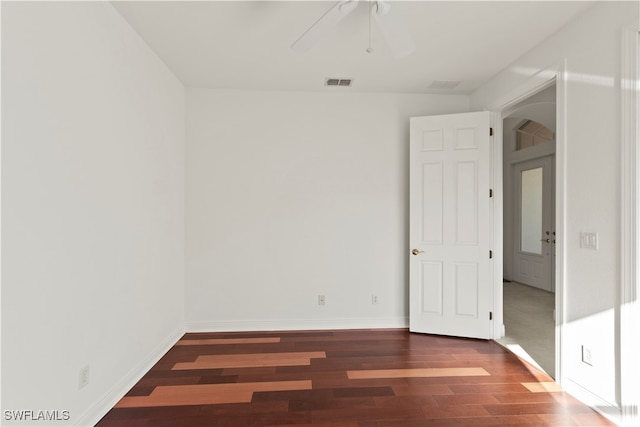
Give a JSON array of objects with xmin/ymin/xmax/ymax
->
[{"xmin": 580, "ymin": 232, "xmax": 598, "ymax": 250}]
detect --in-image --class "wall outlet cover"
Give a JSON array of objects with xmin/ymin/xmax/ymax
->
[{"xmin": 79, "ymin": 365, "xmax": 90, "ymax": 389}]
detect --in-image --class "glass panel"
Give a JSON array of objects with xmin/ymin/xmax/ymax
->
[
  {"xmin": 517, "ymin": 132, "xmax": 533, "ymax": 150},
  {"xmin": 521, "ymin": 167, "xmax": 543, "ymax": 254},
  {"xmin": 516, "ymin": 120, "xmax": 554, "ymax": 151}
]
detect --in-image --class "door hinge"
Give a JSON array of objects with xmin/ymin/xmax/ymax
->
[
  {"xmin": 489, "ymin": 189, "xmax": 493, "ymax": 198},
  {"xmin": 489, "ymin": 250, "xmax": 493, "ymax": 259},
  {"xmin": 489, "ymin": 127, "xmax": 494, "ymax": 136},
  {"xmin": 489, "ymin": 311, "xmax": 493, "ymax": 320}
]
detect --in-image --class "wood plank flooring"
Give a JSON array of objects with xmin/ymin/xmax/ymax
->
[{"xmin": 96, "ymin": 329, "xmax": 615, "ymax": 426}]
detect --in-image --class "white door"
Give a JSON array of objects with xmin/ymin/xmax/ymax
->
[
  {"xmin": 512, "ymin": 156, "xmax": 554, "ymax": 292},
  {"xmin": 409, "ymin": 111, "xmax": 493, "ymax": 339}
]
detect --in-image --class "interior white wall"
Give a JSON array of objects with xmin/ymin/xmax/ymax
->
[
  {"xmin": 472, "ymin": 0, "xmax": 640, "ymax": 420},
  {"xmin": 1, "ymin": 2, "xmax": 185, "ymax": 425},
  {"xmin": 4, "ymin": 0, "xmax": 634, "ymax": 424},
  {"xmin": 186, "ymin": 89, "xmax": 469, "ymax": 331}
]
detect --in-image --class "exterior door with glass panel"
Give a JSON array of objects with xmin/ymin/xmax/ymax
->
[{"xmin": 513, "ymin": 156, "xmax": 554, "ymax": 291}]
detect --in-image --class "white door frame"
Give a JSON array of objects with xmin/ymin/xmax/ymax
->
[
  {"xmin": 485, "ymin": 62, "xmax": 566, "ymax": 384},
  {"xmin": 620, "ymin": 25, "xmax": 639, "ymax": 426}
]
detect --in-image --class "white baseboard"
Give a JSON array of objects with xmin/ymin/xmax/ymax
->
[
  {"xmin": 185, "ymin": 317, "xmax": 409, "ymax": 333},
  {"xmin": 562, "ymin": 378, "xmax": 621, "ymax": 426},
  {"xmin": 74, "ymin": 326, "xmax": 185, "ymax": 427}
]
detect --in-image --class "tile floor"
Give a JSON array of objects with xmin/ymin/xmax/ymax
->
[{"xmin": 497, "ymin": 281, "xmax": 555, "ymax": 378}]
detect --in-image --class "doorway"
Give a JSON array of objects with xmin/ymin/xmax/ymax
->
[
  {"xmin": 407, "ymin": 76, "xmax": 563, "ymax": 379},
  {"xmin": 499, "ymin": 84, "xmax": 557, "ymax": 378}
]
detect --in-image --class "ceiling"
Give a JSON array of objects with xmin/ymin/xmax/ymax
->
[{"xmin": 111, "ymin": 1, "xmax": 594, "ymax": 94}]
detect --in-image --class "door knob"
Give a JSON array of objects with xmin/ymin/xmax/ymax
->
[
  {"xmin": 411, "ymin": 249, "xmax": 424, "ymax": 256},
  {"xmin": 540, "ymin": 238, "xmax": 550, "ymax": 243}
]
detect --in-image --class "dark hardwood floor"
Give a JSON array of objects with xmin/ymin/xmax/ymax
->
[{"xmin": 96, "ymin": 329, "xmax": 615, "ymax": 426}]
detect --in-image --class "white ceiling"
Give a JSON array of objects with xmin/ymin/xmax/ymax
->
[{"xmin": 111, "ymin": 1, "xmax": 594, "ymax": 94}]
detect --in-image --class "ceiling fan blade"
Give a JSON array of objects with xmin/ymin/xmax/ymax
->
[
  {"xmin": 372, "ymin": 1, "xmax": 415, "ymax": 58},
  {"xmin": 291, "ymin": 0, "xmax": 359, "ymax": 52}
]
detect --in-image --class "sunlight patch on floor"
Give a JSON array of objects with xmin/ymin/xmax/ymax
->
[{"xmin": 504, "ymin": 343, "xmax": 547, "ymax": 374}]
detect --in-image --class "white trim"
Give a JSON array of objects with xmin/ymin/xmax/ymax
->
[
  {"xmin": 620, "ymin": 25, "xmax": 639, "ymax": 427},
  {"xmin": 74, "ymin": 327, "xmax": 184, "ymax": 427},
  {"xmin": 563, "ymin": 379, "xmax": 621, "ymax": 425},
  {"xmin": 485, "ymin": 63, "xmax": 566, "ymax": 384},
  {"xmin": 490, "ymin": 111, "xmax": 503, "ymax": 339},
  {"xmin": 186, "ymin": 317, "xmax": 409, "ymax": 333},
  {"xmin": 505, "ymin": 141, "xmax": 556, "ymax": 166},
  {"xmin": 485, "ymin": 67, "xmax": 558, "ymax": 114},
  {"xmin": 554, "ymin": 63, "xmax": 567, "ymax": 389},
  {"xmin": 0, "ymin": 7, "xmax": 3, "ymax": 420}
]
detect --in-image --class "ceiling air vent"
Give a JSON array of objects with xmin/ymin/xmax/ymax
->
[
  {"xmin": 428, "ymin": 80, "xmax": 461, "ymax": 90},
  {"xmin": 325, "ymin": 78, "xmax": 353, "ymax": 87}
]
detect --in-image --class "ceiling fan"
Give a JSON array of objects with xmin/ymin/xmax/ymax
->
[{"xmin": 291, "ymin": 0, "xmax": 415, "ymax": 58}]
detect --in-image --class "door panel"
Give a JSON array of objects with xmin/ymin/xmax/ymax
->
[
  {"xmin": 409, "ymin": 111, "xmax": 493, "ymax": 339},
  {"xmin": 421, "ymin": 162, "xmax": 443, "ymax": 244},
  {"xmin": 421, "ymin": 262, "xmax": 443, "ymax": 314}
]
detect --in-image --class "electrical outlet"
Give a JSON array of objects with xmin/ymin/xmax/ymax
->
[
  {"xmin": 79, "ymin": 365, "xmax": 90, "ymax": 389},
  {"xmin": 318, "ymin": 295, "xmax": 325, "ymax": 306},
  {"xmin": 371, "ymin": 294, "xmax": 379, "ymax": 305},
  {"xmin": 581, "ymin": 345, "xmax": 593, "ymax": 366}
]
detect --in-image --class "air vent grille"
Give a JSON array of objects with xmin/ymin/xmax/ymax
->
[
  {"xmin": 428, "ymin": 80, "xmax": 461, "ymax": 90},
  {"xmin": 326, "ymin": 78, "xmax": 353, "ymax": 87}
]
